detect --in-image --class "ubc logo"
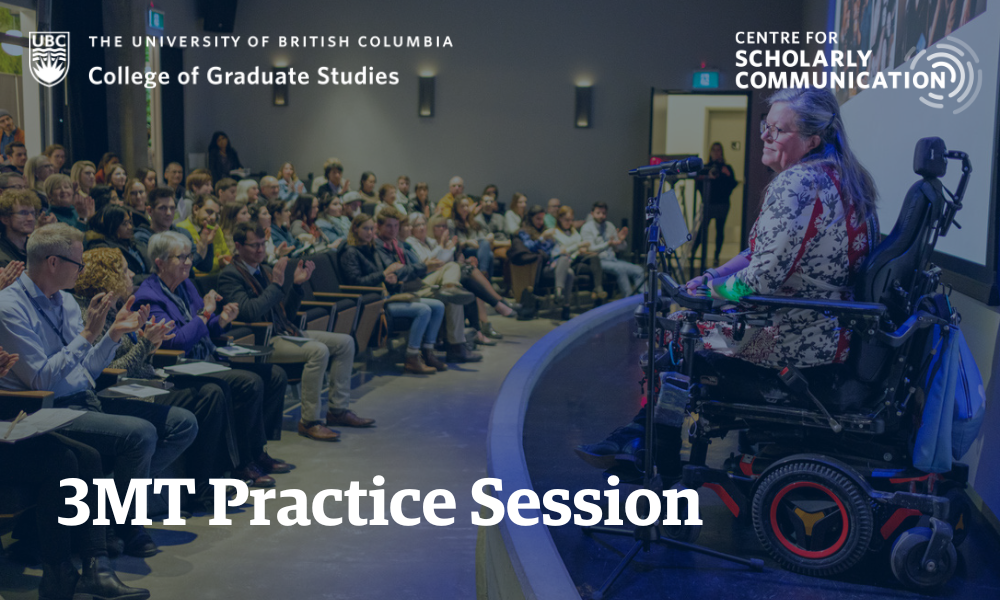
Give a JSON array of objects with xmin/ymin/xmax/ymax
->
[{"xmin": 29, "ymin": 32, "xmax": 70, "ymax": 87}]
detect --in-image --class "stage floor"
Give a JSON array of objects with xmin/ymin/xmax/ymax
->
[{"xmin": 523, "ymin": 316, "xmax": 1000, "ymax": 599}]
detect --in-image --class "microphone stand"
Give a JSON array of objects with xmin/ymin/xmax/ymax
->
[{"xmin": 582, "ymin": 167, "xmax": 762, "ymax": 600}]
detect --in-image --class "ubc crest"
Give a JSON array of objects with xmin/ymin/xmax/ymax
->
[{"xmin": 29, "ymin": 32, "xmax": 70, "ymax": 87}]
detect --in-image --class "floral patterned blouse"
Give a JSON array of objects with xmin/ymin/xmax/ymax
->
[{"xmin": 686, "ymin": 160, "xmax": 878, "ymax": 368}]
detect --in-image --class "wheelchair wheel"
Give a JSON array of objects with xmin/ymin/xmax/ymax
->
[
  {"xmin": 890, "ymin": 527, "xmax": 957, "ymax": 591},
  {"xmin": 661, "ymin": 483, "xmax": 701, "ymax": 544},
  {"xmin": 752, "ymin": 461, "xmax": 873, "ymax": 576}
]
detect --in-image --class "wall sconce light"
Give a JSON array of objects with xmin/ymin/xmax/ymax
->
[
  {"xmin": 419, "ymin": 76, "xmax": 435, "ymax": 117},
  {"xmin": 273, "ymin": 67, "xmax": 289, "ymax": 106},
  {"xmin": 575, "ymin": 85, "xmax": 592, "ymax": 128}
]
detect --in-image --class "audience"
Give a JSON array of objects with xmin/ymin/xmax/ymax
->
[
  {"xmin": 0, "ymin": 171, "xmax": 25, "ymax": 191},
  {"xmin": 219, "ymin": 200, "xmax": 251, "ymax": 254},
  {"xmin": 177, "ymin": 194, "xmax": 231, "ymax": 274},
  {"xmin": 511, "ymin": 205, "xmax": 574, "ymax": 320},
  {"xmin": 250, "ymin": 202, "xmax": 291, "ymax": 264},
  {"xmin": 552, "ymin": 206, "xmax": 606, "ymax": 302},
  {"xmin": 25, "ymin": 154, "xmax": 55, "ymax": 203},
  {"xmin": 544, "ymin": 198, "xmax": 561, "ymax": 229},
  {"xmin": 136, "ymin": 167, "xmax": 158, "ymax": 192},
  {"xmin": 315, "ymin": 194, "xmax": 350, "ymax": 246},
  {"xmin": 505, "ymin": 192, "xmax": 528, "ymax": 236},
  {"xmin": 45, "ymin": 173, "xmax": 87, "ymax": 232},
  {"xmin": 235, "ymin": 178, "xmax": 260, "ymax": 205},
  {"xmin": 266, "ymin": 198, "xmax": 299, "ymax": 254},
  {"xmin": 93, "ymin": 152, "xmax": 119, "ymax": 184},
  {"xmin": 396, "ymin": 175, "xmax": 414, "ymax": 204},
  {"xmin": 407, "ymin": 181, "xmax": 433, "ymax": 217},
  {"xmin": 474, "ymin": 193, "xmax": 509, "ymax": 243},
  {"xmin": 357, "ymin": 171, "xmax": 378, "ymax": 205},
  {"xmin": 0, "ymin": 109, "xmax": 25, "ymax": 163},
  {"xmin": 45, "ymin": 144, "xmax": 70, "ymax": 174},
  {"xmin": 259, "ymin": 175, "xmax": 281, "ymax": 204},
  {"xmin": 135, "ymin": 187, "xmax": 215, "ymax": 274},
  {"xmin": 290, "ymin": 194, "xmax": 330, "ymax": 247},
  {"xmin": 71, "ymin": 161, "xmax": 98, "ymax": 221},
  {"xmin": 208, "ymin": 131, "xmax": 243, "ymax": 183},
  {"xmin": 215, "ymin": 177, "xmax": 239, "ymax": 204},
  {"xmin": 218, "ymin": 222, "xmax": 371, "ymax": 441},
  {"xmin": 89, "ymin": 184, "xmax": 121, "ymax": 216},
  {"xmin": 136, "ymin": 231, "xmax": 291, "ymax": 486},
  {"xmin": 1, "ymin": 141, "xmax": 27, "ymax": 175},
  {"xmin": 374, "ymin": 183, "xmax": 407, "ymax": 218},
  {"xmin": 163, "ymin": 161, "xmax": 185, "ymax": 203},
  {"xmin": 107, "ymin": 164, "xmax": 128, "ymax": 200},
  {"xmin": 342, "ymin": 191, "xmax": 365, "ymax": 220},
  {"xmin": 0, "ymin": 223, "xmax": 198, "ymax": 557},
  {"xmin": 435, "ymin": 176, "xmax": 464, "ymax": 219},
  {"xmin": 125, "ymin": 177, "xmax": 151, "ymax": 229},
  {"xmin": 451, "ymin": 196, "xmax": 493, "ymax": 277},
  {"xmin": 0, "ymin": 189, "xmax": 39, "ymax": 267},
  {"xmin": 277, "ymin": 162, "xmax": 307, "ymax": 204},
  {"xmin": 85, "ymin": 204, "xmax": 149, "ymax": 278},
  {"xmin": 316, "ymin": 159, "xmax": 348, "ymax": 197},
  {"xmin": 178, "ymin": 170, "xmax": 213, "ymax": 222},
  {"xmin": 581, "ymin": 201, "xmax": 644, "ymax": 297}
]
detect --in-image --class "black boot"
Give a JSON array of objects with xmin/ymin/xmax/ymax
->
[
  {"xmin": 38, "ymin": 561, "xmax": 79, "ymax": 600},
  {"xmin": 446, "ymin": 342, "xmax": 483, "ymax": 363},
  {"xmin": 76, "ymin": 555, "xmax": 150, "ymax": 600},
  {"xmin": 654, "ymin": 424, "xmax": 684, "ymax": 485}
]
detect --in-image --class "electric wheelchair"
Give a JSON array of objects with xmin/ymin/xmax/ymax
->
[{"xmin": 653, "ymin": 137, "xmax": 974, "ymax": 590}]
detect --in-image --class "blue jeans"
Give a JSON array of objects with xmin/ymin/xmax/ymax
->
[
  {"xmin": 462, "ymin": 239, "xmax": 493, "ymax": 276},
  {"xmin": 602, "ymin": 258, "xmax": 646, "ymax": 297},
  {"xmin": 385, "ymin": 298, "xmax": 445, "ymax": 349},
  {"xmin": 57, "ymin": 391, "xmax": 199, "ymax": 501}
]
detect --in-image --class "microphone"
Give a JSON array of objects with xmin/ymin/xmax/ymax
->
[{"xmin": 629, "ymin": 157, "xmax": 703, "ymax": 177}]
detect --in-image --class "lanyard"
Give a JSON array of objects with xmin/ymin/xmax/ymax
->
[{"xmin": 18, "ymin": 279, "xmax": 72, "ymax": 346}]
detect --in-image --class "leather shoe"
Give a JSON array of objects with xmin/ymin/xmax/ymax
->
[
  {"xmin": 120, "ymin": 525, "xmax": 158, "ymax": 558},
  {"xmin": 233, "ymin": 463, "xmax": 276, "ymax": 488},
  {"xmin": 257, "ymin": 451, "xmax": 292, "ymax": 474},
  {"xmin": 404, "ymin": 352, "xmax": 437, "ymax": 374},
  {"xmin": 433, "ymin": 284, "xmax": 475, "ymax": 305},
  {"xmin": 76, "ymin": 555, "xmax": 150, "ymax": 600},
  {"xmin": 326, "ymin": 409, "xmax": 375, "ymax": 428},
  {"xmin": 38, "ymin": 561, "xmax": 78, "ymax": 600},
  {"xmin": 483, "ymin": 322, "xmax": 504, "ymax": 339},
  {"xmin": 421, "ymin": 348, "xmax": 448, "ymax": 371},
  {"xmin": 446, "ymin": 343, "xmax": 483, "ymax": 363},
  {"xmin": 297, "ymin": 420, "xmax": 341, "ymax": 441}
]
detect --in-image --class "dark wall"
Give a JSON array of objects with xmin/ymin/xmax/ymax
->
[{"xmin": 52, "ymin": 0, "xmax": 107, "ymax": 164}]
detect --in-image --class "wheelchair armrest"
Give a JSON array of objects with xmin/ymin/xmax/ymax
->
[
  {"xmin": 740, "ymin": 294, "xmax": 886, "ymax": 317},
  {"xmin": 876, "ymin": 311, "xmax": 947, "ymax": 347},
  {"xmin": 657, "ymin": 273, "xmax": 715, "ymax": 312}
]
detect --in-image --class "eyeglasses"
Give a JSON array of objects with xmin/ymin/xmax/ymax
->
[
  {"xmin": 49, "ymin": 254, "xmax": 85, "ymax": 273},
  {"xmin": 170, "ymin": 253, "xmax": 193, "ymax": 263},
  {"xmin": 241, "ymin": 242, "xmax": 266, "ymax": 249},
  {"xmin": 760, "ymin": 120, "xmax": 792, "ymax": 140},
  {"xmin": 13, "ymin": 209, "xmax": 37, "ymax": 218}
]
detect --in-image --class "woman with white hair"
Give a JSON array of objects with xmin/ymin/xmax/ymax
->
[
  {"xmin": 133, "ymin": 230, "xmax": 292, "ymax": 487},
  {"xmin": 234, "ymin": 178, "xmax": 260, "ymax": 205}
]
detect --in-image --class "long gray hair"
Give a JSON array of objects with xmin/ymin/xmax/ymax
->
[{"xmin": 768, "ymin": 88, "xmax": 878, "ymax": 218}]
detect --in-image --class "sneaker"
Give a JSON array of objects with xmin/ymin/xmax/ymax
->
[{"xmin": 573, "ymin": 422, "xmax": 645, "ymax": 470}]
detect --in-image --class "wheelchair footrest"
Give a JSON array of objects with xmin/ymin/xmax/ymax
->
[
  {"xmin": 681, "ymin": 465, "xmax": 750, "ymax": 518},
  {"xmin": 697, "ymin": 401, "xmax": 885, "ymax": 434}
]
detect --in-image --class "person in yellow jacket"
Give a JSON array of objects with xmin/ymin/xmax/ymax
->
[{"xmin": 176, "ymin": 195, "xmax": 232, "ymax": 274}]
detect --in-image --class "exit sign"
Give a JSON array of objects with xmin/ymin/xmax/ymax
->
[
  {"xmin": 692, "ymin": 71, "xmax": 719, "ymax": 89},
  {"xmin": 149, "ymin": 9, "xmax": 165, "ymax": 30}
]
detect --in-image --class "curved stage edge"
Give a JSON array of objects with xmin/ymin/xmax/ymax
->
[{"xmin": 478, "ymin": 295, "xmax": 641, "ymax": 600}]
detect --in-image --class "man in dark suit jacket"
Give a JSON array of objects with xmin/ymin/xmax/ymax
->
[{"xmin": 217, "ymin": 222, "xmax": 373, "ymax": 442}]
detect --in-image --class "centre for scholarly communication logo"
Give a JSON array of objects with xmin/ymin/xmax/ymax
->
[
  {"xmin": 910, "ymin": 35, "xmax": 981, "ymax": 114},
  {"xmin": 29, "ymin": 31, "xmax": 70, "ymax": 87}
]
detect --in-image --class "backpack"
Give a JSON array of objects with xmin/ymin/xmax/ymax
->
[{"xmin": 911, "ymin": 294, "xmax": 987, "ymax": 473}]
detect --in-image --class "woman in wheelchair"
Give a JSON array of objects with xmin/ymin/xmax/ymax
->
[{"xmin": 577, "ymin": 87, "xmax": 880, "ymax": 478}]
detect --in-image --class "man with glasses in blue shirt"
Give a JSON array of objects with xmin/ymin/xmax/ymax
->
[{"xmin": 0, "ymin": 222, "xmax": 198, "ymax": 557}]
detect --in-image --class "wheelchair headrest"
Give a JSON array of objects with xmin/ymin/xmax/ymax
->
[{"xmin": 914, "ymin": 137, "xmax": 947, "ymax": 179}]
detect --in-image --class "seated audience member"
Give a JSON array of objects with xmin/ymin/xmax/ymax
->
[
  {"xmin": 71, "ymin": 159, "xmax": 97, "ymax": 201},
  {"xmin": 0, "ymin": 433, "xmax": 151, "ymax": 600},
  {"xmin": 250, "ymin": 202, "xmax": 292, "ymax": 264},
  {"xmin": 93, "ymin": 152, "xmax": 119, "ymax": 184},
  {"xmin": 0, "ymin": 108, "xmax": 25, "ymax": 162},
  {"xmin": 481, "ymin": 184, "xmax": 499, "ymax": 203},
  {"xmin": 107, "ymin": 164, "xmax": 128, "ymax": 200},
  {"xmin": 134, "ymin": 187, "xmax": 215, "ymax": 274},
  {"xmin": 218, "ymin": 222, "xmax": 372, "ymax": 441},
  {"xmin": 86, "ymin": 205, "xmax": 148, "ymax": 277},
  {"xmin": 177, "ymin": 194, "xmax": 231, "ymax": 274},
  {"xmin": 235, "ymin": 178, "xmax": 260, "ymax": 205},
  {"xmin": 1, "ymin": 141, "xmax": 27, "ymax": 174},
  {"xmin": 505, "ymin": 192, "xmax": 528, "ymax": 236},
  {"xmin": 208, "ymin": 131, "xmax": 242, "ymax": 183},
  {"xmin": 25, "ymin": 154, "xmax": 55, "ymax": 205},
  {"xmin": 552, "ymin": 206, "xmax": 607, "ymax": 301},
  {"xmin": 0, "ymin": 171, "xmax": 25, "ymax": 191},
  {"xmin": 408, "ymin": 213, "xmax": 516, "ymax": 342},
  {"xmin": 258, "ymin": 175, "xmax": 281, "ymax": 204},
  {"xmin": 510, "ymin": 205, "xmax": 574, "ymax": 320},
  {"xmin": 0, "ymin": 188, "xmax": 39, "ymax": 267},
  {"xmin": 277, "ymin": 162, "xmax": 307, "ymax": 204},
  {"xmin": 581, "ymin": 201, "xmax": 644, "ymax": 297},
  {"xmin": 178, "ymin": 169, "xmax": 213, "ymax": 222},
  {"xmin": 357, "ymin": 171, "xmax": 378, "ymax": 205},
  {"xmin": 451, "ymin": 196, "xmax": 493, "ymax": 276},
  {"xmin": 89, "ymin": 184, "xmax": 122, "ymax": 216},
  {"xmin": 407, "ymin": 182, "xmax": 433, "ymax": 217},
  {"xmin": 339, "ymin": 213, "xmax": 447, "ymax": 374},
  {"xmin": 45, "ymin": 144, "xmax": 70, "ymax": 175},
  {"xmin": 342, "ymin": 191, "xmax": 365, "ymax": 220},
  {"xmin": 315, "ymin": 194, "xmax": 350, "ymax": 246},
  {"xmin": 135, "ymin": 232, "xmax": 291, "ymax": 485},
  {"xmin": 374, "ymin": 207, "xmax": 481, "ymax": 363},
  {"xmin": 474, "ymin": 193, "xmax": 510, "ymax": 244},
  {"xmin": 396, "ymin": 175, "xmax": 414, "ymax": 204},
  {"xmin": 124, "ymin": 177, "xmax": 151, "ymax": 229},
  {"xmin": 544, "ymin": 198, "xmax": 561, "ymax": 229},
  {"xmin": 163, "ymin": 161, "xmax": 185, "ymax": 203},
  {"xmin": 136, "ymin": 167, "xmax": 158, "ymax": 193},
  {"xmin": 0, "ymin": 223, "xmax": 198, "ymax": 556},
  {"xmin": 435, "ymin": 176, "xmax": 464, "ymax": 219},
  {"xmin": 290, "ymin": 194, "xmax": 329, "ymax": 247},
  {"xmin": 316, "ymin": 159, "xmax": 348, "ymax": 197},
  {"xmin": 374, "ymin": 183, "xmax": 407, "ymax": 218},
  {"xmin": 215, "ymin": 177, "xmax": 238, "ymax": 204},
  {"xmin": 219, "ymin": 200, "xmax": 252, "ymax": 255},
  {"xmin": 266, "ymin": 198, "xmax": 299, "ymax": 255},
  {"xmin": 44, "ymin": 173, "xmax": 87, "ymax": 232}
]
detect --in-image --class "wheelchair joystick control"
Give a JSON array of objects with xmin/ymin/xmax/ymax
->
[{"xmin": 778, "ymin": 367, "xmax": 843, "ymax": 433}]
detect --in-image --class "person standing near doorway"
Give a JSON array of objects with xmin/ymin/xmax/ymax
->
[{"xmin": 693, "ymin": 142, "xmax": 737, "ymax": 268}]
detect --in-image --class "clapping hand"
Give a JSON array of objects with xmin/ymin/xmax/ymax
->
[
  {"xmin": 618, "ymin": 226, "xmax": 629, "ymax": 242},
  {"xmin": 0, "ymin": 346, "xmax": 19, "ymax": 378},
  {"xmin": 276, "ymin": 241, "xmax": 293, "ymax": 258},
  {"xmin": 219, "ymin": 302, "xmax": 240, "ymax": 328},
  {"xmin": 140, "ymin": 315, "xmax": 176, "ymax": 352},
  {"xmin": 83, "ymin": 293, "xmax": 115, "ymax": 344},
  {"xmin": 202, "ymin": 290, "xmax": 222, "ymax": 315},
  {"xmin": 271, "ymin": 257, "xmax": 289, "ymax": 286},
  {"xmin": 108, "ymin": 296, "xmax": 145, "ymax": 343},
  {"xmin": 293, "ymin": 259, "xmax": 315, "ymax": 285},
  {"xmin": 0, "ymin": 261, "xmax": 24, "ymax": 290}
]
